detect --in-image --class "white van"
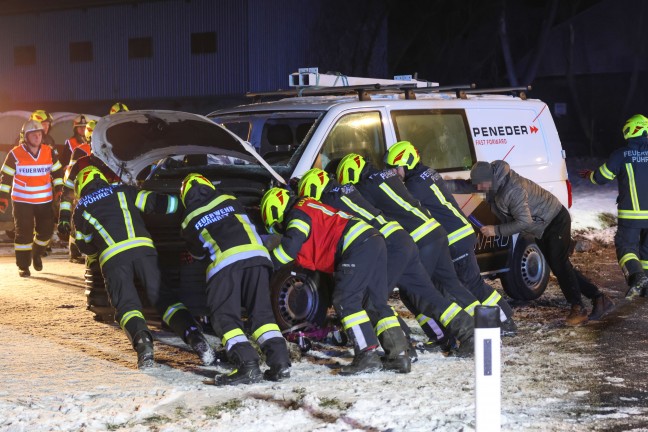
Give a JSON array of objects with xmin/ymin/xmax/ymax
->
[
  {"xmin": 207, "ymin": 75, "xmax": 571, "ymax": 306},
  {"xmin": 85, "ymin": 76, "xmax": 571, "ymax": 331}
]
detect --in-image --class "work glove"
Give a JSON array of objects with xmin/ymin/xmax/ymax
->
[
  {"xmin": 0, "ymin": 198, "xmax": 7, "ymax": 214},
  {"xmin": 577, "ymin": 169, "xmax": 593, "ymax": 179},
  {"xmin": 57, "ymin": 220, "xmax": 71, "ymax": 237}
]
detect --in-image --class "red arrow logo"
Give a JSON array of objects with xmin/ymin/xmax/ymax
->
[{"xmin": 530, "ymin": 125, "xmax": 538, "ymax": 133}]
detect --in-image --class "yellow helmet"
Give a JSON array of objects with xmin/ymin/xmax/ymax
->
[
  {"xmin": 180, "ymin": 173, "xmax": 215, "ymax": 206},
  {"xmin": 260, "ymin": 187, "xmax": 291, "ymax": 233},
  {"xmin": 336, "ymin": 153, "xmax": 366, "ymax": 185},
  {"xmin": 30, "ymin": 109, "xmax": 53, "ymax": 124},
  {"xmin": 623, "ymin": 114, "xmax": 648, "ymax": 140},
  {"xmin": 384, "ymin": 141, "xmax": 420, "ymax": 170},
  {"xmin": 85, "ymin": 120, "xmax": 97, "ymax": 142},
  {"xmin": 298, "ymin": 168, "xmax": 330, "ymax": 200},
  {"xmin": 109, "ymin": 102, "xmax": 129, "ymax": 115},
  {"xmin": 75, "ymin": 166, "xmax": 108, "ymax": 197}
]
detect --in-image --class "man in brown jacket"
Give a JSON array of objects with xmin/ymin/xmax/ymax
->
[{"xmin": 470, "ymin": 160, "xmax": 613, "ymax": 326}]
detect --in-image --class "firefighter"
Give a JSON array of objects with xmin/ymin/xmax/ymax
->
[
  {"xmin": 58, "ymin": 120, "xmax": 108, "ymax": 263},
  {"xmin": 72, "ymin": 166, "xmax": 214, "ymax": 369},
  {"xmin": 109, "ymin": 102, "xmax": 129, "ymax": 115},
  {"xmin": 179, "ymin": 174, "xmax": 291, "ymax": 385},
  {"xmin": 384, "ymin": 141, "xmax": 517, "ymax": 334},
  {"xmin": 58, "ymin": 120, "xmax": 118, "ymax": 246},
  {"xmin": 16, "ymin": 110, "xmax": 56, "ymax": 148},
  {"xmin": 261, "ymin": 187, "xmax": 412, "ymax": 375},
  {"xmin": 580, "ymin": 114, "xmax": 648, "ymax": 300},
  {"xmin": 0, "ymin": 120, "xmax": 63, "ymax": 277},
  {"xmin": 335, "ymin": 154, "xmax": 482, "ymax": 318},
  {"xmin": 60, "ymin": 114, "xmax": 88, "ymax": 168},
  {"xmin": 471, "ymin": 160, "xmax": 612, "ymax": 325},
  {"xmin": 297, "ymin": 168, "xmax": 475, "ymax": 356}
]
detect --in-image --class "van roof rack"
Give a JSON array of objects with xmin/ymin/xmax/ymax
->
[
  {"xmin": 246, "ymin": 83, "xmax": 484, "ymax": 103},
  {"xmin": 461, "ymin": 85, "xmax": 532, "ymax": 100}
]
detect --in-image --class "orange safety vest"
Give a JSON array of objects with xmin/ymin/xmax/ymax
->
[
  {"xmin": 10, "ymin": 144, "xmax": 58, "ymax": 204},
  {"xmin": 65, "ymin": 136, "xmax": 86, "ymax": 156}
]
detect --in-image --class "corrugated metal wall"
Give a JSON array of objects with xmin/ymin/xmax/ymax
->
[{"xmin": 0, "ymin": 0, "xmax": 383, "ymax": 104}]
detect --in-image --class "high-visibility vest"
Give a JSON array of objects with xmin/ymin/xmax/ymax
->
[{"xmin": 6, "ymin": 144, "xmax": 61, "ymax": 204}]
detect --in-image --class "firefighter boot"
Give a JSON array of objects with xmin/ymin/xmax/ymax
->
[
  {"xmin": 165, "ymin": 307, "xmax": 216, "ymax": 366},
  {"xmin": 626, "ymin": 272, "xmax": 648, "ymax": 300},
  {"xmin": 32, "ymin": 244, "xmax": 45, "ymax": 271},
  {"xmin": 339, "ymin": 347, "xmax": 383, "ymax": 376},
  {"xmin": 445, "ymin": 310, "xmax": 475, "ymax": 358},
  {"xmin": 133, "ymin": 330, "xmax": 155, "ymax": 369},
  {"xmin": 185, "ymin": 327, "xmax": 216, "ymax": 366},
  {"xmin": 214, "ymin": 343, "xmax": 263, "ymax": 386},
  {"xmin": 378, "ymin": 327, "xmax": 411, "ymax": 373},
  {"xmin": 261, "ymin": 338, "xmax": 292, "ymax": 382},
  {"xmin": 397, "ymin": 315, "xmax": 418, "ymax": 363}
]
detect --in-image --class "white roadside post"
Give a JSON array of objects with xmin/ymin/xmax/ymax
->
[{"xmin": 475, "ymin": 305, "xmax": 501, "ymax": 431}]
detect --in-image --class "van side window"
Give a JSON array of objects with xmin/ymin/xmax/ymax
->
[
  {"xmin": 391, "ymin": 109, "xmax": 475, "ymax": 172},
  {"xmin": 320, "ymin": 111, "xmax": 385, "ymax": 173}
]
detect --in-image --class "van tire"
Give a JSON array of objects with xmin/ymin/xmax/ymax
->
[
  {"xmin": 270, "ymin": 264, "xmax": 332, "ymax": 331},
  {"xmin": 499, "ymin": 236, "xmax": 549, "ymax": 300}
]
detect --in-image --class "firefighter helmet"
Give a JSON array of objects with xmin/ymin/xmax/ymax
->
[
  {"xmin": 336, "ymin": 153, "xmax": 366, "ymax": 185},
  {"xmin": 384, "ymin": 141, "xmax": 420, "ymax": 170},
  {"xmin": 109, "ymin": 102, "xmax": 129, "ymax": 115},
  {"xmin": 21, "ymin": 119, "xmax": 44, "ymax": 137},
  {"xmin": 180, "ymin": 173, "xmax": 215, "ymax": 206},
  {"xmin": 298, "ymin": 168, "xmax": 330, "ymax": 200},
  {"xmin": 623, "ymin": 114, "xmax": 648, "ymax": 140},
  {"xmin": 75, "ymin": 166, "xmax": 108, "ymax": 197},
  {"xmin": 85, "ymin": 120, "xmax": 97, "ymax": 142},
  {"xmin": 30, "ymin": 110, "xmax": 53, "ymax": 124},
  {"xmin": 73, "ymin": 114, "xmax": 88, "ymax": 131},
  {"xmin": 260, "ymin": 187, "xmax": 292, "ymax": 233}
]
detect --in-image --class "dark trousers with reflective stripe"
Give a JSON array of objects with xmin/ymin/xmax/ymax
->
[
  {"xmin": 418, "ymin": 234, "xmax": 480, "ymax": 309},
  {"xmin": 536, "ymin": 206, "xmax": 600, "ymax": 305},
  {"xmin": 12, "ymin": 201, "xmax": 53, "ymax": 269},
  {"xmin": 385, "ymin": 230, "xmax": 458, "ymax": 326},
  {"xmin": 207, "ymin": 261, "xmax": 288, "ymax": 366},
  {"xmin": 334, "ymin": 235, "xmax": 389, "ymax": 351},
  {"xmin": 615, "ymin": 224, "xmax": 647, "ymax": 279},
  {"xmin": 451, "ymin": 238, "xmax": 513, "ymax": 320},
  {"xmin": 104, "ymin": 253, "xmax": 195, "ymax": 341}
]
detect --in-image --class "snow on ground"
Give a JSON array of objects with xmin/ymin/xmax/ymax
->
[{"xmin": 0, "ymin": 157, "xmax": 636, "ymax": 432}]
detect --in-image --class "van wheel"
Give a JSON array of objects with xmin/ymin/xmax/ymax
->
[
  {"xmin": 270, "ymin": 264, "xmax": 332, "ymax": 331},
  {"xmin": 499, "ymin": 236, "xmax": 549, "ymax": 300}
]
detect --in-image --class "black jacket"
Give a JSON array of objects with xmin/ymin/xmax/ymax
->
[{"xmin": 73, "ymin": 180, "xmax": 178, "ymax": 270}]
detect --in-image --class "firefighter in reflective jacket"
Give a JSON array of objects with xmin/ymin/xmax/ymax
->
[
  {"xmin": 298, "ymin": 168, "xmax": 475, "ymax": 356},
  {"xmin": 581, "ymin": 114, "xmax": 648, "ymax": 298},
  {"xmin": 60, "ymin": 114, "xmax": 88, "ymax": 168},
  {"xmin": 0, "ymin": 120, "xmax": 64, "ymax": 277},
  {"xmin": 180, "ymin": 174, "xmax": 291, "ymax": 386},
  {"xmin": 261, "ymin": 187, "xmax": 411, "ymax": 375},
  {"xmin": 73, "ymin": 166, "xmax": 214, "ymax": 369},
  {"xmin": 336, "ymin": 153, "xmax": 481, "ymax": 316},
  {"xmin": 384, "ymin": 141, "xmax": 517, "ymax": 335},
  {"xmin": 58, "ymin": 120, "xmax": 119, "ymax": 259}
]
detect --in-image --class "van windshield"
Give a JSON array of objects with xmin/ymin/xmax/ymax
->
[{"xmin": 210, "ymin": 111, "xmax": 323, "ymax": 168}]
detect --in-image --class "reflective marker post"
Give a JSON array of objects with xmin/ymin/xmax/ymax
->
[{"xmin": 475, "ymin": 306, "xmax": 501, "ymax": 432}]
